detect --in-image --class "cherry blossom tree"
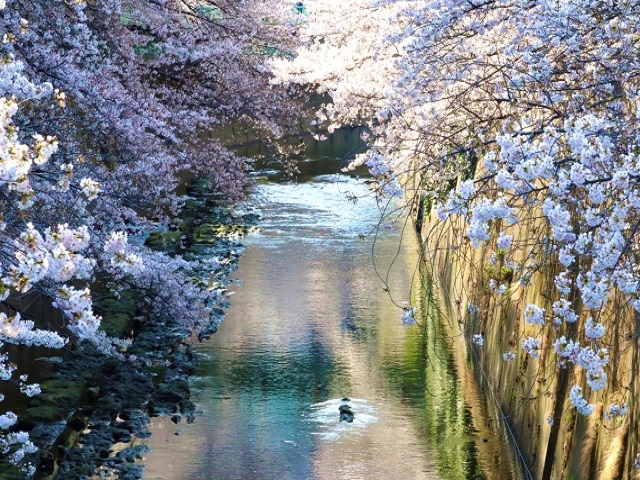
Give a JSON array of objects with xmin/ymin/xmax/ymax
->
[
  {"xmin": 0, "ymin": 0, "xmax": 303, "ymax": 472},
  {"xmin": 0, "ymin": 51, "xmax": 106, "ymax": 474},
  {"xmin": 0, "ymin": 0, "xmax": 306, "ymax": 341},
  {"xmin": 271, "ymin": 0, "xmax": 407, "ymax": 129},
  {"xmin": 278, "ymin": 0, "xmax": 640, "ymax": 475},
  {"xmin": 390, "ymin": 0, "xmax": 640, "ymax": 421}
]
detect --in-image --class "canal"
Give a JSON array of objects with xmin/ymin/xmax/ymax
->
[{"xmin": 141, "ymin": 130, "xmax": 525, "ymax": 479}]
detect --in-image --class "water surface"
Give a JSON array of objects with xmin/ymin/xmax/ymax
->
[{"xmin": 142, "ymin": 162, "xmax": 523, "ymax": 479}]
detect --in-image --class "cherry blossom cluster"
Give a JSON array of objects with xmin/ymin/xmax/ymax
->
[
  {"xmin": 604, "ymin": 403, "xmax": 628, "ymax": 421},
  {"xmin": 570, "ymin": 386, "xmax": 595, "ymax": 416},
  {"xmin": 0, "ymin": 312, "xmax": 66, "ymax": 350},
  {"xmin": 0, "ymin": 309, "xmax": 60, "ymax": 473},
  {"xmin": 401, "ymin": 304, "xmax": 416, "ymax": 325},
  {"xmin": 556, "ymin": 336, "xmax": 610, "ymax": 406},
  {"xmin": 488, "ymin": 279, "xmax": 507, "ymax": 295},
  {"xmin": 3, "ymin": 223, "xmax": 94, "ymax": 293},
  {"xmin": 524, "ymin": 305, "xmax": 545, "ymax": 326},
  {"xmin": 502, "ymin": 352, "xmax": 516, "ymax": 362},
  {"xmin": 522, "ymin": 337, "xmax": 541, "ymax": 359},
  {"xmin": 103, "ymin": 232, "xmax": 144, "ymax": 278}
]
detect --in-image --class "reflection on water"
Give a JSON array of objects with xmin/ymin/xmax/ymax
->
[{"xmin": 142, "ymin": 169, "xmax": 523, "ymax": 479}]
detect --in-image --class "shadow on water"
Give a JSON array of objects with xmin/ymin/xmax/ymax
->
[{"xmin": 242, "ymin": 126, "xmax": 370, "ymax": 182}]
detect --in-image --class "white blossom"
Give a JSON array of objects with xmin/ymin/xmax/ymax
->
[
  {"xmin": 522, "ymin": 337, "xmax": 541, "ymax": 358},
  {"xmin": 569, "ymin": 386, "xmax": 595, "ymax": 416},
  {"xmin": 524, "ymin": 305, "xmax": 545, "ymax": 325},
  {"xmin": 604, "ymin": 403, "xmax": 627, "ymax": 420}
]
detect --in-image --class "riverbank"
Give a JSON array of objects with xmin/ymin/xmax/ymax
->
[{"xmin": 0, "ymin": 179, "xmax": 254, "ymax": 479}]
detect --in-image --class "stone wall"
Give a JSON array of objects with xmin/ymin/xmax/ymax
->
[{"xmin": 418, "ymin": 206, "xmax": 640, "ymax": 480}]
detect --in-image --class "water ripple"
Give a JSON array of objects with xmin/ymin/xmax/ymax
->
[{"xmin": 307, "ymin": 398, "xmax": 378, "ymax": 441}]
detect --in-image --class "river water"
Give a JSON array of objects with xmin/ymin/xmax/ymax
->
[{"xmin": 141, "ymin": 135, "xmax": 525, "ymax": 480}]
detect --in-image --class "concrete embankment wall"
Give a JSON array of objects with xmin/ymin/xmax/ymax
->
[{"xmin": 418, "ymin": 208, "xmax": 640, "ymax": 480}]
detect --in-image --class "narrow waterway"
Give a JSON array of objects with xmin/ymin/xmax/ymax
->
[{"xmin": 141, "ymin": 147, "xmax": 524, "ymax": 479}]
